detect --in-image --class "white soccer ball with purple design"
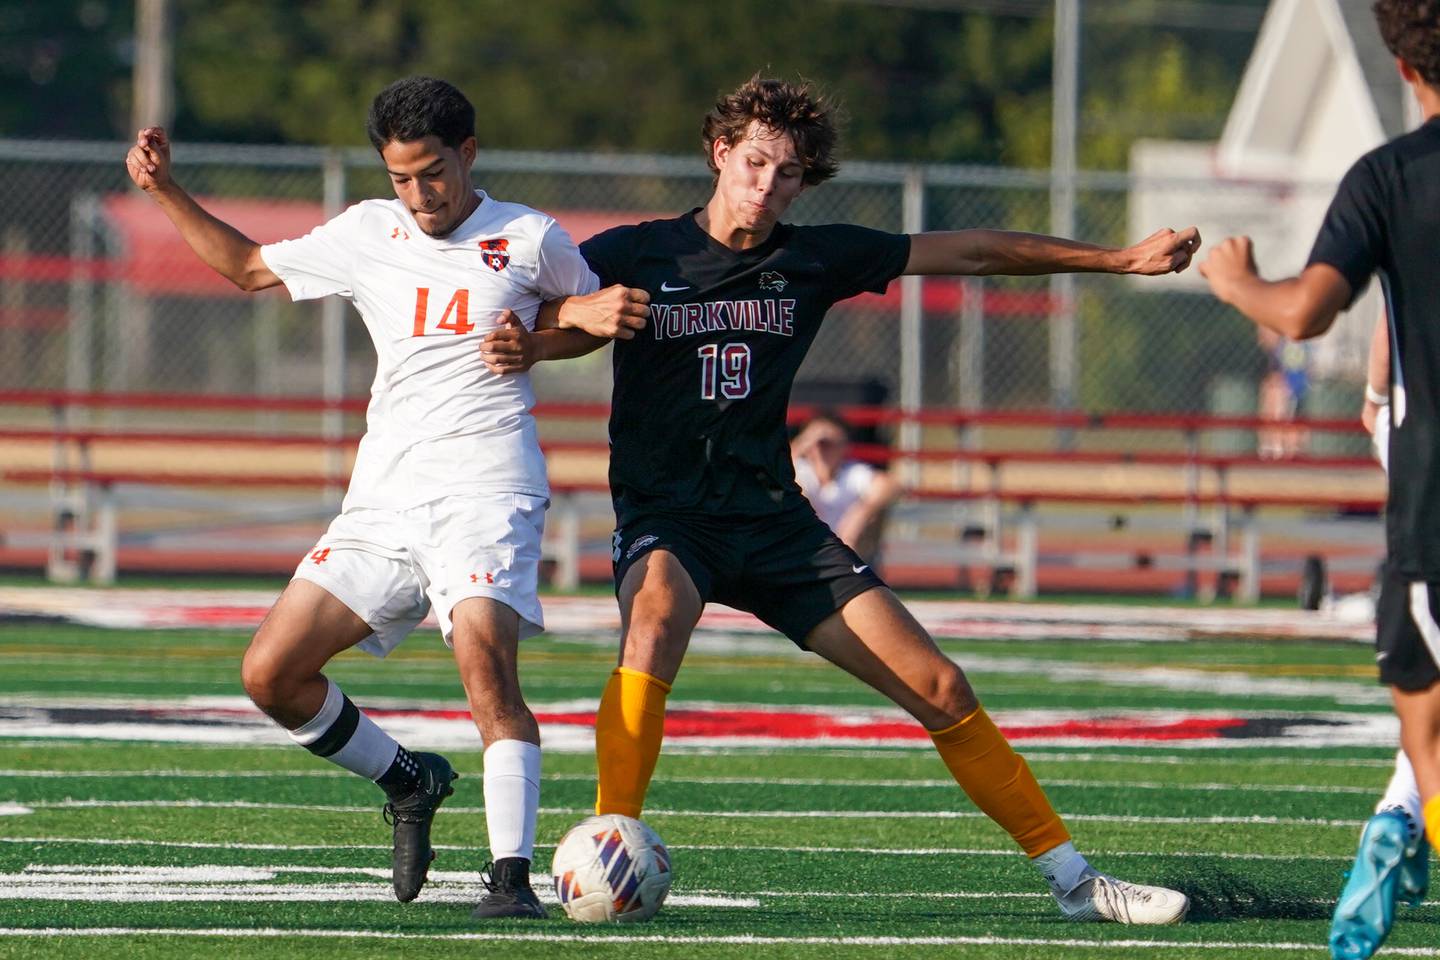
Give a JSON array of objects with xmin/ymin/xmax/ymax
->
[{"xmin": 550, "ymin": 814, "xmax": 672, "ymax": 922}]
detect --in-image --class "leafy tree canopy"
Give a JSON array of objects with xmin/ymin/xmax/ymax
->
[{"xmin": 3, "ymin": 0, "xmax": 1266, "ymax": 169}]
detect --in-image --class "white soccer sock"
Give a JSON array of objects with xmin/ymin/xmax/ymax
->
[
  {"xmin": 1378, "ymin": 748, "xmax": 1424, "ymax": 844},
  {"xmin": 1031, "ymin": 846, "xmax": 1094, "ymax": 898},
  {"xmin": 287, "ymin": 677, "xmax": 401, "ymax": 782},
  {"xmin": 483, "ymin": 739, "xmax": 541, "ymax": 862},
  {"xmin": 1031, "ymin": 840, "xmax": 1093, "ymax": 896}
]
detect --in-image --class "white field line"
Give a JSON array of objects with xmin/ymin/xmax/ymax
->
[
  {"xmin": 0, "ymin": 742, "xmax": 1401, "ymax": 767},
  {"xmin": 0, "ymin": 867, "xmax": 751, "ymax": 907},
  {"xmin": 0, "ymin": 768, "xmax": 1382, "ymax": 795},
  {"xmin": 1, "ymin": 928, "xmax": 1435, "ymax": 954},
  {"xmin": 758, "ymin": 749, "xmax": 1400, "ymax": 767},
  {"xmin": 0, "ymin": 836, "xmax": 1354, "ymax": 862},
  {"xmin": 19, "ymin": 798, "xmax": 1369, "ymax": 827},
  {"xmin": 9, "ymin": 867, "xmax": 1353, "ymax": 907},
  {"xmin": 659, "ymin": 748, "xmax": 1402, "ymax": 767}
]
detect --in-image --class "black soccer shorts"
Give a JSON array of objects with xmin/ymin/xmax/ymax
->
[
  {"xmin": 1376, "ymin": 566, "xmax": 1440, "ymax": 691},
  {"xmin": 611, "ymin": 503, "xmax": 886, "ymax": 647}
]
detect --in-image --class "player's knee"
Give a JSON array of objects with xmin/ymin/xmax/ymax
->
[
  {"xmin": 239, "ymin": 648, "xmax": 292, "ymax": 714},
  {"xmin": 924, "ymin": 665, "xmax": 978, "ymax": 720}
]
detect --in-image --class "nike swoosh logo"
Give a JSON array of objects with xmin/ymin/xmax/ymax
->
[
  {"xmin": 660, "ymin": 282, "xmax": 690, "ymax": 292},
  {"xmin": 852, "ymin": 564, "xmax": 869, "ymax": 574}
]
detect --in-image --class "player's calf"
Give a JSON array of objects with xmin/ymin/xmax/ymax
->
[{"xmin": 282, "ymin": 677, "xmax": 456, "ymax": 902}]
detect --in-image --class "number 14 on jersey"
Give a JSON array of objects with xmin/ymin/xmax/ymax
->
[{"xmin": 412, "ymin": 287, "xmax": 473, "ymax": 337}]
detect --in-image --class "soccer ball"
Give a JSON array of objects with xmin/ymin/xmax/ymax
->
[{"xmin": 550, "ymin": 814, "xmax": 672, "ymax": 923}]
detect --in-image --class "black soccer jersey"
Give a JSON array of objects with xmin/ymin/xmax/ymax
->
[
  {"xmin": 580, "ymin": 211, "xmax": 911, "ymax": 522},
  {"xmin": 1307, "ymin": 117, "xmax": 1440, "ymax": 577}
]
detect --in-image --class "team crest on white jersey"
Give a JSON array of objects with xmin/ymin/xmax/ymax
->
[
  {"xmin": 759, "ymin": 271, "xmax": 788, "ymax": 291},
  {"xmin": 479, "ymin": 238, "xmax": 510, "ymax": 272}
]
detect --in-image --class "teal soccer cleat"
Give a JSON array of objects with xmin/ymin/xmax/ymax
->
[
  {"xmin": 1398, "ymin": 832, "xmax": 1429, "ymax": 907},
  {"xmin": 1328, "ymin": 811, "xmax": 1414, "ymax": 960}
]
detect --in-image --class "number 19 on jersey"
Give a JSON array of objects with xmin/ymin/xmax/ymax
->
[{"xmin": 697, "ymin": 342, "xmax": 751, "ymax": 400}]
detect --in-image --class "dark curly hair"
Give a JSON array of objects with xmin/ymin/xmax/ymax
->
[
  {"xmin": 366, "ymin": 76, "xmax": 475, "ymax": 152},
  {"xmin": 1374, "ymin": 0, "xmax": 1440, "ymax": 86},
  {"xmin": 702, "ymin": 75, "xmax": 839, "ymax": 186}
]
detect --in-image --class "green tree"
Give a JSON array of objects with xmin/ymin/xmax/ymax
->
[{"xmin": 0, "ymin": 1, "xmax": 134, "ymax": 138}]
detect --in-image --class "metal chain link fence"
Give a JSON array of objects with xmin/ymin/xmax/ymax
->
[{"xmin": 0, "ymin": 139, "xmax": 1366, "ymax": 446}]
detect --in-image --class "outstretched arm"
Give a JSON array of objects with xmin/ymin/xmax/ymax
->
[
  {"xmin": 905, "ymin": 226, "xmax": 1200, "ymax": 277},
  {"xmin": 1199, "ymin": 236, "xmax": 1352, "ymax": 341},
  {"xmin": 125, "ymin": 127, "xmax": 279, "ymax": 292}
]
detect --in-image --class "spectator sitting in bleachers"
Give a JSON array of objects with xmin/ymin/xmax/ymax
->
[{"xmin": 791, "ymin": 411, "xmax": 899, "ymax": 565}]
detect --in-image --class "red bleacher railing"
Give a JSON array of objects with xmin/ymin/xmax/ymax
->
[
  {"xmin": 0, "ymin": 389, "xmax": 1382, "ymax": 509},
  {"xmin": 0, "ymin": 389, "xmax": 1374, "ymax": 436}
]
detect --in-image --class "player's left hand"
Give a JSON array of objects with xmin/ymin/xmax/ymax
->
[
  {"xmin": 1125, "ymin": 226, "xmax": 1202, "ymax": 275},
  {"xmin": 480, "ymin": 311, "xmax": 536, "ymax": 375}
]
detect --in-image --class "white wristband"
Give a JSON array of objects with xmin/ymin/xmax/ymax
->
[{"xmin": 1365, "ymin": 384, "xmax": 1389, "ymax": 406}]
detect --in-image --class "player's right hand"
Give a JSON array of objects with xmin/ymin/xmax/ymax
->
[
  {"xmin": 555, "ymin": 284, "xmax": 650, "ymax": 340},
  {"xmin": 1197, "ymin": 235, "xmax": 1258, "ymax": 302},
  {"xmin": 126, "ymin": 127, "xmax": 172, "ymax": 193}
]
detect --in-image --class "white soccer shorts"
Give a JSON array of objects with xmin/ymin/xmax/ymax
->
[{"xmin": 292, "ymin": 493, "xmax": 547, "ymax": 656}]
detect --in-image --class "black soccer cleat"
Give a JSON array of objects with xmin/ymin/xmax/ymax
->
[
  {"xmin": 382, "ymin": 752, "xmax": 457, "ymax": 902},
  {"xmin": 471, "ymin": 858, "xmax": 547, "ymax": 920}
]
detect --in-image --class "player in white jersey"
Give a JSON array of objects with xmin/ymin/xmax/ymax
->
[{"xmin": 124, "ymin": 76, "xmax": 642, "ymax": 918}]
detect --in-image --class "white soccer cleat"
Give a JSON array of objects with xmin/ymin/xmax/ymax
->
[{"xmin": 1055, "ymin": 870, "xmax": 1190, "ymax": 925}]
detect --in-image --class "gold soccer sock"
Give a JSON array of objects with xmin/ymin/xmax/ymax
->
[
  {"xmin": 594, "ymin": 666, "xmax": 671, "ymax": 818},
  {"xmin": 1425, "ymin": 795, "xmax": 1440, "ymax": 848},
  {"xmin": 930, "ymin": 706, "xmax": 1071, "ymax": 857}
]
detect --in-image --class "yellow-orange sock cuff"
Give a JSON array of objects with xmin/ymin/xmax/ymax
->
[
  {"xmin": 615, "ymin": 665, "xmax": 671, "ymax": 695},
  {"xmin": 595, "ymin": 667, "xmax": 670, "ymax": 818},
  {"xmin": 1425, "ymin": 795, "xmax": 1440, "ymax": 849},
  {"xmin": 930, "ymin": 706, "xmax": 1070, "ymax": 857}
]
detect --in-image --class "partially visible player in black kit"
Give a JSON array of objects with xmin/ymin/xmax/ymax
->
[
  {"xmin": 489, "ymin": 75, "xmax": 1200, "ymax": 922},
  {"xmin": 1201, "ymin": 5, "xmax": 1440, "ymax": 956}
]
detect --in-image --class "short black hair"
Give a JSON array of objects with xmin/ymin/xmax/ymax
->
[
  {"xmin": 1374, "ymin": 0, "xmax": 1440, "ymax": 87},
  {"xmin": 366, "ymin": 76, "xmax": 476, "ymax": 152}
]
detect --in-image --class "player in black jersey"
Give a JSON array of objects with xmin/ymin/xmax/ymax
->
[
  {"xmin": 1200, "ymin": 5, "xmax": 1440, "ymax": 956},
  {"xmin": 489, "ymin": 76, "xmax": 1198, "ymax": 923}
]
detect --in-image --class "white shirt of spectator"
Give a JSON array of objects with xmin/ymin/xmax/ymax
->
[
  {"xmin": 794, "ymin": 458, "xmax": 880, "ymax": 532},
  {"xmin": 261, "ymin": 191, "xmax": 599, "ymax": 512}
]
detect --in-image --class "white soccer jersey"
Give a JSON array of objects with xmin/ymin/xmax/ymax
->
[
  {"xmin": 794, "ymin": 458, "xmax": 879, "ymax": 531},
  {"xmin": 261, "ymin": 191, "xmax": 599, "ymax": 511}
]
